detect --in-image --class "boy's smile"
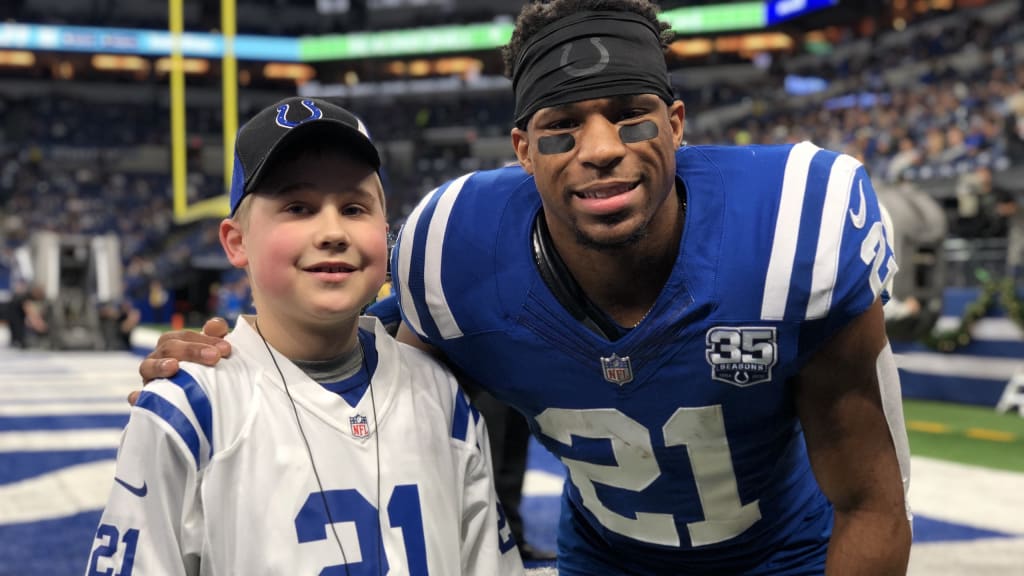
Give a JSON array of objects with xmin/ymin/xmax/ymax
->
[{"xmin": 221, "ymin": 149, "xmax": 388, "ymax": 359}]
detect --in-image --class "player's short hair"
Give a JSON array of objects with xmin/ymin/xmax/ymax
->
[{"xmin": 501, "ymin": 0, "xmax": 673, "ymax": 80}]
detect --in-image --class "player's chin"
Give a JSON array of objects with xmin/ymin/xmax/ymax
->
[{"xmin": 574, "ymin": 218, "xmax": 648, "ymax": 251}]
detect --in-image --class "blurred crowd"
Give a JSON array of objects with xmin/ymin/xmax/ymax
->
[{"xmin": 1, "ymin": 1, "xmax": 1023, "ymax": 346}]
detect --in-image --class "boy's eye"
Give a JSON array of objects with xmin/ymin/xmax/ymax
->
[
  {"xmin": 342, "ymin": 205, "xmax": 367, "ymax": 216},
  {"xmin": 284, "ymin": 203, "xmax": 312, "ymax": 215}
]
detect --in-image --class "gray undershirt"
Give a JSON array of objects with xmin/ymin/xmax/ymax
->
[{"xmin": 292, "ymin": 342, "xmax": 364, "ymax": 384}]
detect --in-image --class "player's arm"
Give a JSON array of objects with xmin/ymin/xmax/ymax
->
[
  {"xmin": 456, "ymin": 392, "xmax": 525, "ymax": 575},
  {"xmin": 134, "ymin": 318, "xmax": 232, "ymax": 401},
  {"xmin": 794, "ymin": 298, "xmax": 912, "ymax": 574},
  {"xmin": 87, "ymin": 386, "xmax": 204, "ymax": 575}
]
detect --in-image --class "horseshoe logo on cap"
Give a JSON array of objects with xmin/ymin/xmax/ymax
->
[
  {"xmin": 275, "ymin": 99, "xmax": 323, "ymax": 129},
  {"xmin": 560, "ymin": 38, "xmax": 610, "ymax": 78}
]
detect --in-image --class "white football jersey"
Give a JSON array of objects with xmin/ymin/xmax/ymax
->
[{"xmin": 86, "ymin": 316, "xmax": 524, "ymax": 576}]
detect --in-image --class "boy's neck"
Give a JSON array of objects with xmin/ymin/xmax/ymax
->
[{"xmin": 243, "ymin": 314, "xmax": 361, "ymax": 361}]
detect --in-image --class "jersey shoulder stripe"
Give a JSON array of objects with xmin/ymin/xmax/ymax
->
[
  {"xmin": 806, "ymin": 153, "xmax": 863, "ymax": 319},
  {"xmin": 754, "ymin": 142, "xmax": 894, "ymax": 324},
  {"xmin": 395, "ymin": 172, "xmax": 474, "ymax": 340},
  {"xmin": 166, "ymin": 370, "xmax": 214, "ymax": 458},
  {"xmin": 394, "ymin": 165, "xmax": 534, "ymax": 343},
  {"xmin": 135, "ymin": 389, "xmax": 204, "ymax": 469},
  {"xmin": 760, "ymin": 141, "xmax": 822, "ymax": 320},
  {"xmin": 450, "ymin": 388, "xmax": 481, "ymax": 444}
]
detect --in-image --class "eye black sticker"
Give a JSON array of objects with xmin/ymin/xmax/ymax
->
[
  {"xmin": 619, "ymin": 120, "xmax": 658, "ymax": 143},
  {"xmin": 537, "ymin": 134, "xmax": 576, "ymax": 155}
]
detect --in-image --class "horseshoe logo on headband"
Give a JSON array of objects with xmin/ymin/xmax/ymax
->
[{"xmin": 560, "ymin": 38, "xmax": 610, "ymax": 78}]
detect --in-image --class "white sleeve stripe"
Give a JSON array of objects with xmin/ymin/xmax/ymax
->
[
  {"xmin": 423, "ymin": 172, "xmax": 473, "ymax": 340},
  {"xmin": 396, "ymin": 185, "xmax": 440, "ymax": 337},
  {"xmin": 876, "ymin": 343, "xmax": 913, "ymax": 523},
  {"xmin": 806, "ymin": 155, "xmax": 862, "ymax": 320},
  {"xmin": 760, "ymin": 141, "xmax": 821, "ymax": 321}
]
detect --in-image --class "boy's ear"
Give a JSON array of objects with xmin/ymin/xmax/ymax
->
[{"xmin": 220, "ymin": 218, "xmax": 248, "ymax": 268}]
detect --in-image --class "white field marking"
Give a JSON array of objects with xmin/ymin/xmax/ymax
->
[
  {"xmin": 895, "ymin": 352, "xmax": 1024, "ymax": 380},
  {"xmin": 0, "ymin": 402, "xmax": 129, "ymax": 416},
  {"xmin": 523, "ymin": 469, "xmax": 564, "ymax": 498},
  {"xmin": 0, "ymin": 429, "xmax": 123, "ymax": 452},
  {"xmin": 1, "ymin": 378, "xmax": 139, "ymax": 389},
  {"xmin": 0, "ymin": 383, "xmax": 134, "ymax": 397},
  {"xmin": 130, "ymin": 327, "xmax": 161, "ymax": 350},
  {"xmin": 910, "ymin": 456, "xmax": 1024, "ymax": 536},
  {"xmin": 0, "ymin": 459, "xmax": 115, "ymax": 525},
  {"xmin": 909, "ymin": 538, "xmax": 1024, "ymax": 576},
  {"xmin": 933, "ymin": 316, "xmax": 1024, "ymax": 341}
]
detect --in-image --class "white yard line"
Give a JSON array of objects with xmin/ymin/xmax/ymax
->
[
  {"xmin": 0, "ymin": 402, "xmax": 130, "ymax": 416},
  {"xmin": 909, "ymin": 538, "xmax": 1024, "ymax": 576},
  {"xmin": 910, "ymin": 456, "xmax": 1024, "ymax": 536},
  {"xmin": 0, "ymin": 429, "xmax": 123, "ymax": 452},
  {"xmin": 0, "ymin": 460, "xmax": 115, "ymax": 525}
]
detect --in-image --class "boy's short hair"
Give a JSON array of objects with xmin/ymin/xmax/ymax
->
[{"xmin": 229, "ymin": 97, "xmax": 381, "ymax": 216}]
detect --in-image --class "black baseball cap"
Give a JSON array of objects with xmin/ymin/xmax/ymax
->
[{"xmin": 229, "ymin": 97, "xmax": 381, "ymax": 215}]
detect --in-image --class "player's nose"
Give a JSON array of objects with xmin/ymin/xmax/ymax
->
[{"xmin": 577, "ymin": 117, "xmax": 626, "ymax": 169}]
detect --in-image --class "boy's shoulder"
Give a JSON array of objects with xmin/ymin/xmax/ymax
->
[
  {"xmin": 360, "ymin": 316, "xmax": 474, "ymax": 437},
  {"xmin": 137, "ymin": 323, "xmax": 265, "ymax": 442},
  {"xmin": 360, "ymin": 315, "xmax": 457, "ymax": 389}
]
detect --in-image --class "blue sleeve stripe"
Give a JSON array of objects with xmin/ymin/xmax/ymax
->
[
  {"xmin": 135, "ymin": 391, "xmax": 201, "ymax": 469},
  {"xmin": 760, "ymin": 141, "xmax": 820, "ymax": 321},
  {"xmin": 167, "ymin": 370, "xmax": 214, "ymax": 456},
  {"xmin": 451, "ymin": 389, "xmax": 471, "ymax": 442},
  {"xmin": 806, "ymin": 154, "xmax": 862, "ymax": 319},
  {"xmin": 784, "ymin": 150, "xmax": 836, "ymax": 321}
]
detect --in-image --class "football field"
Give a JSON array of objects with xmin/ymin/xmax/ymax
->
[{"xmin": 0, "ymin": 344, "xmax": 1022, "ymax": 575}]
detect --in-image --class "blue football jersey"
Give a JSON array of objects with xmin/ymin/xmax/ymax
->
[{"xmin": 392, "ymin": 142, "xmax": 896, "ymax": 573}]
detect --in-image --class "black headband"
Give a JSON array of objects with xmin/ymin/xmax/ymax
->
[{"xmin": 512, "ymin": 11, "xmax": 675, "ymax": 127}]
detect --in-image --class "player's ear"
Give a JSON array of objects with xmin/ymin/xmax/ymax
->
[
  {"xmin": 220, "ymin": 218, "xmax": 248, "ymax": 268},
  {"xmin": 511, "ymin": 127, "xmax": 534, "ymax": 174},
  {"xmin": 668, "ymin": 100, "xmax": 685, "ymax": 148}
]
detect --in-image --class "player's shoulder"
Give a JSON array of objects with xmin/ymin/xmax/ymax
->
[
  {"xmin": 680, "ymin": 141, "xmax": 845, "ymax": 204},
  {"xmin": 693, "ymin": 141, "xmax": 892, "ymax": 326},
  {"xmin": 397, "ymin": 164, "xmax": 535, "ymax": 253},
  {"xmin": 393, "ymin": 165, "xmax": 539, "ymax": 342}
]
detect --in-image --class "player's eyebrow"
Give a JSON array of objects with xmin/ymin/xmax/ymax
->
[{"xmin": 541, "ymin": 94, "xmax": 656, "ymax": 116}]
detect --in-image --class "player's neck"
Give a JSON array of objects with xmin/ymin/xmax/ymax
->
[
  {"xmin": 242, "ymin": 314, "xmax": 360, "ymax": 361},
  {"xmin": 552, "ymin": 192, "xmax": 684, "ymax": 327}
]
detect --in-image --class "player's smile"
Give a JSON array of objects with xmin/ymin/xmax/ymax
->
[{"xmin": 571, "ymin": 178, "xmax": 643, "ymax": 215}]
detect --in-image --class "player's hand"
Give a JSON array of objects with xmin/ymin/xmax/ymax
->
[{"xmin": 129, "ymin": 318, "xmax": 232, "ymax": 405}]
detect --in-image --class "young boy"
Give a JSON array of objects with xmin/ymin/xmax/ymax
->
[{"xmin": 86, "ymin": 97, "xmax": 524, "ymax": 575}]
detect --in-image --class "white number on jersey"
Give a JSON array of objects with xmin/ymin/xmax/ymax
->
[{"xmin": 535, "ymin": 406, "xmax": 761, "ymax": 548}]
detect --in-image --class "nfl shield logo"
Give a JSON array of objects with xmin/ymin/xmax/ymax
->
[
  {"xmin": 600, "ymin": 353, "xmax": 634, "ymax": 385},
  {"xmin": 349, "ymin": 415, "xmax": 370, "ymax": 438}
]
